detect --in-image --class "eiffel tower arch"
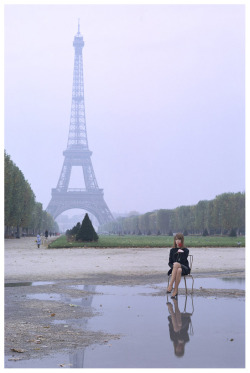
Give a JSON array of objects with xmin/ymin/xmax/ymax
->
[{"xmin": 46, "ymin": 22, "xmax": 113, "ymax": 226}]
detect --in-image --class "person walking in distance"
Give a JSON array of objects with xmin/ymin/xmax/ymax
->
[
  {"xmin": 167, "ymin": 233, "xmax": 191, "ymax": 298},
  {"xmin": 36, "ymin": 234, "xmax": 41, "ymax": 248}
]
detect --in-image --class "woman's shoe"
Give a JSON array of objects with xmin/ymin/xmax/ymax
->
[
  {"xmin": 166, "ymin": 289, "xmax": 172, "ymax": 294},
  {"xmin": 171, "ymin": 293, "xmax": 178, "ymax": 299}
]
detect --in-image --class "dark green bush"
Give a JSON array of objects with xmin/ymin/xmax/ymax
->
[
  {"xmin": 76, "ymin": 213, "xmax": 98, "ymax": 242},
  {"xmin": 229, "ymin": 228, "xmax": 237, "ymax": 237},
  {"xmin": 203, "ymin": 228, "xmax": 209, "ymax": 236}
]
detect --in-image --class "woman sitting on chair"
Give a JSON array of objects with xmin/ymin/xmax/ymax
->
[{"xmin": 167, "ymin": 233, "xmax": 190, "ymax": 298}]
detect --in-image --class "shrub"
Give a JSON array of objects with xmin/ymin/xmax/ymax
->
[
  {"xmin": 202, "ymin": 228, "xmax": 209, "ymax": 236},
  {"xmin": 229, "ymin": 228, "xmax": 237, "ymax": 237},
  {"xmin": 71, "ymin": 222, "xmax": 81, "ymax": 236},
  {"xmin": 76, "ymin": 213, "xmax": 99, "ymax": 242}
]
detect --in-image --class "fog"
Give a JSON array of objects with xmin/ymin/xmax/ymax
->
[{"xmin": 4, "ymin": 4, "xmax": 245, "ymax": 218}]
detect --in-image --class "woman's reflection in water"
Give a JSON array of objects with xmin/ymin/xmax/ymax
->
[{"xmin": 167, "ymin": 297, "xmax": 193, "ymax": 357}]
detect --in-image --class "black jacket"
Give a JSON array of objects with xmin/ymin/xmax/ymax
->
[
  {"xmin": 168, "ymin": 247, "xmax": 190, "ymax": 276},
  {"xmin": 168, "ymin": 314, "xmax": 191, "ymax": 344}
]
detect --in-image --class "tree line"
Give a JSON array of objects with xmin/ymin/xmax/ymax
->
[
  {"xmin": 99, "ymin": 192, "xmax": 245, "ymax": 236},
  {"xmin": 4, "ymin": 151, "xmax": 59, "ymax": 237}
]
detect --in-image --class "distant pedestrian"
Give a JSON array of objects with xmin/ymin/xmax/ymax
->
[
  {"xmin": 36, "ymin": 234, "xmax": 41, "ymax": 248},
  {"xmin": 45, "ymin": 230, "xmax": 48, "ymax": 239}
]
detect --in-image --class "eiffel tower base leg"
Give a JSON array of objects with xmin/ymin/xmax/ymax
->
[{"xmin": 46, "ymin": 189, "xmax": 113, "ymax": 226}]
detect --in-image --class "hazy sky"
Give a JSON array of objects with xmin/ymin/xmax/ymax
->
[{"xmin": 4, "ymin": 3, "xmax": 245, "ymax": 216}]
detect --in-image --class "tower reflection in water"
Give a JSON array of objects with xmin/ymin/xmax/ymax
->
[
  {"xmin": 166, "ymin": 295, "xmax": 194, "ymax": 357},
  {"xmin": 65, "ymin": 285, "xmax": 96, "ymax": 368}
]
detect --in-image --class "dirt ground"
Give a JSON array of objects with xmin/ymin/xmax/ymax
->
[
  {"xmin": 4, "ymin": 237, "xmax": 245, "ymax": 363},
  {"xmin": 4, "ymin": 236, "xmax": 245, "ymax": 282}
]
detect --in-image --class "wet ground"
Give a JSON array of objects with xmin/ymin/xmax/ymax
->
[{"xmin": 5, "ymin": 276, "xmax": 245, "ymax": 368}]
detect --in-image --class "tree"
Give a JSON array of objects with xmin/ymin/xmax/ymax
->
[
  {"xmin": 157, "ymin": 209, "xmax": 172, "ymax": 234},
  {"xmin": 72, "ymin": 222, "xmax": 81, "ymax": 236},
  {"xmin": 202, "ymin": 228, "xmax": 209, "ymax": 236},
  {"xmin": 4, "ymin": 150, "xmax": 58, "ymax": 237},
  {"xmin": 76, "ymin": 213, "xmax": 98, "ymax": 242},
  {"xmin": 195, "ymin": 200, "xmax": 209, "ymax": 234},
  {"xmin": 98, "ymin": 191, "xmax": 245, "ymax": 236},
  {"xmin": 5, "ymin": 151, "xmax": 35, "ymax": 235},
  {"xmin": 66, "ymin": 222, "xmax": 81, "ymax": 237},
  {"xmin": 229, "ymin": 228, "xmax": 237, "ymax": 237}
]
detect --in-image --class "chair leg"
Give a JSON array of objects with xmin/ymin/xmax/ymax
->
[
  {"xmin": 184, "ymin": 276, "xmax": 187, "ymax": 295},
  {"xmin": 184, "ymin": 294, "xmax": 187, "ymax": 312}
]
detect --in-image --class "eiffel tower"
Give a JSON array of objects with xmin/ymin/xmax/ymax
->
[{"xmin": 46, "ymin": 22, "xmax": 113, "ymax": 225}]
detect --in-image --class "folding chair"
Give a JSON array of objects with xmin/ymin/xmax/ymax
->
[
  {"xmin": 183, "ymin": 294, "xmax": 194, "ymax": 335},
  {"xmin": 168, "ymin": 254, "xmax": 194, "ymax": 295}
]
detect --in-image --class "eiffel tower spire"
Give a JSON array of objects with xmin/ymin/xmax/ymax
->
[
  {"xmin": 46, "ymin": 23, "xmax": 113, "ymax": 225},
  {"xmin": 67, "ymin": 19, "xmax": 88, "ymax": 150}
]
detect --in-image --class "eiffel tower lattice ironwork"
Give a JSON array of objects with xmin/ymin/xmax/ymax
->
[{"xmin": 46, "ymin": 23, "xmax": 113, "ymax": 225}]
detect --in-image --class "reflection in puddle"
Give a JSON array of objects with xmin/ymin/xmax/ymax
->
[
  {"xmin": 5, "ymin": 279, "xmax": 245, "ymax": 369},
  {"xmin": 167, "ymin": 296, "xmax": 194, "ymax": 357},
  {"xmin": 5, "ymin": 281, "xmax": 55, "ymax": 287},
  {"xmin": 26, "ymin": 285, "xmax": 96, "ymax": 308}
]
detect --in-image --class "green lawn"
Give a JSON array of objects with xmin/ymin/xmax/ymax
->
[{"xmin": 48, "ymin": 234, "xmax": 245, "ymax": 249}]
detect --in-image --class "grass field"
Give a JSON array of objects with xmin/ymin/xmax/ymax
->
[{"xmin": 48, "ymin": 234, "xmax": 245, "ymax": 249}]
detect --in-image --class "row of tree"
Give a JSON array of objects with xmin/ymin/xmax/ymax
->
[
  {"xmin": 4, "ymin": 151, "xmax": 59, "ymax": 237},
  {"xmin": 99, "ymin": 192, "xmax": 245, "ymax": 236}
]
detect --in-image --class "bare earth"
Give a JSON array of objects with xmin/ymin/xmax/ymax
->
[
  {"xmin": 4, "ymin": 237, "xmax": 245, "ymax": 364},
  {"xmin": 4, "ymin": 236, "xmax": 245, "ymax": 282}
]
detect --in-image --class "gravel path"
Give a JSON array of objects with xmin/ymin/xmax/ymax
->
[{"xmin": 4, "ymin": 237, "xmax": 245, "ymax": 282}]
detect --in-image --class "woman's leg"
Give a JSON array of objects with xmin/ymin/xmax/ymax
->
[
  {"xmin": 172, "ymin": 267, "xmax": 182, "ymax": 297},
  {"xmin": 173, "ymin": 298, "xmax": 182, "ymax": 330},
  {"xmin": 167, "ymin": 301, "xmax": 181, "ymax": 333},
  {"xmin": 168, "ymin": 262, "xmax": 181, "ymax": 292}
]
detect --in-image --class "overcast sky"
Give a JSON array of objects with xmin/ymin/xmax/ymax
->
[{"xmin": 4, "ymin": 3, "xmax": 245, "ymax": 217}]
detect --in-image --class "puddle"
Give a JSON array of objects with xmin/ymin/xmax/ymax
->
[
  {"xmin": 190, "ymin": 277, "xmax": 245, "ymax": 290},
  {"xmin": 82, "ymin": 295, "xmax": 245, "ymax": 369},
  {"xmin": 5, "ymin": 279, "xmax": 245, "ymax": 368},
  {"xmin": 26, "ymin": 292, "xmax": 95, "ymax": 309},
  {"xmin": 5, "ymin": 281, "xmax": 55, "ymax": 287},
  {"xmin": 70, "ymin": 283, "xmax": 159, "ymax": 294}
]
